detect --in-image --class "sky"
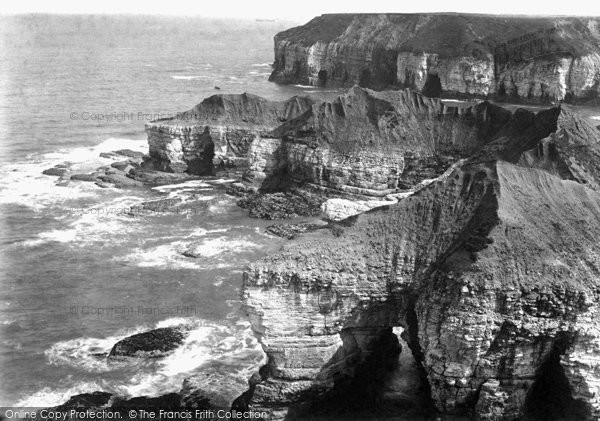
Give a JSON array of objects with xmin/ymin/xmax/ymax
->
[{"xmin": 2, "ymin": 0, "xmax": 600, "ymax": 22}]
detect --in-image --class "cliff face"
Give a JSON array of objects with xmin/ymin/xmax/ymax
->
[
  {"xmin": 144, "ymin": 93, "xmax": 314, "ymax": 174},
  {"xmin": 240, "ymin": 105, "xmax": 600, "ymax": 419},
  {"xmin": 145, "ymin": 87, "xmax": 515, "ymax": 195},
  {"xmin": 244, "ymin": 86, "xmax": 513, "ymax": 196},
  {"xmin": 269, "ymin": 14, "xmax": 600, "ymax": 103}
]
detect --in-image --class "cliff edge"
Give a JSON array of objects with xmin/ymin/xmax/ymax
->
[{"xmin": 269, "ymin": 13, "xmax": 600, "ymax": 103}]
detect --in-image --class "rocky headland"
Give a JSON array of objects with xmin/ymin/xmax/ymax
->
[
  {"xmin": 47, "ymin": 13, "xmax": 600, "ymax": 421},
  {"xmin": 237, "ymin": 97, "xmax": 600, "ymax": 419},
  {"xmin": 49, "ymin": 85, "xmax": 600, "ymax": 419},
  {"xmin": 268, "ymin": 13, "xmax": 600, "ymax": 104},
  {"xmin": 136, "ymin": 82, "xmax": 600, "ymax": 419}
]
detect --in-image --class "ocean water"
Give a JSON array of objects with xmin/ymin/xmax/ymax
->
[{"xmin": 0, "ymin": 14, "xmax": 342, "ymax": 406}]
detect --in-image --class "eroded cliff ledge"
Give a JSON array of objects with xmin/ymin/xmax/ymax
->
[
  {"xmin": 240, "ymin": 104, "xmax": 600, "ymax": 419},
  {"xmin": 146, "ymin": 87, "xmax": 516, "ymax": 197},
  {"xmin": 145, "ymin": 93, "xmax": 314, "ymax": 174},
  {"xmin": 269, "ymin": 13, "xmax": 600, "ymax": 103}
]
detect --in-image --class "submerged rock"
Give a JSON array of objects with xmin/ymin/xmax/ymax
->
[
  {"xmin": 113, "ymin": 149, "xmax": 145, "ymax": 159},
  {"xmin": 111, "ymin": 393, "xmax": 182, "ymax": 411},
  {"xmin": 42, "ymin": 166, "xmax": 68, "ymax": 177},
  {"xmin": 53, "ymin": 391, "xmax": 113, "ymax": 411},
  {"xmin": 108, "ymin": 327, "xmax": 187, "ymax": 359}
]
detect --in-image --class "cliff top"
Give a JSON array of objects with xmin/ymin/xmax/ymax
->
[
  {"xmin": 275, "ymin": 13, "xmax": 600, "ymax": 57},
  {"xmin": 146, "ymin": 93, "xmax": 315, "ymax": 130}
]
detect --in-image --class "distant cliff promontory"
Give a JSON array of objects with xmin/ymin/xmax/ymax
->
[{"xmin": 269, "ymin": 13, "xmax": 600, "ymax": 103}]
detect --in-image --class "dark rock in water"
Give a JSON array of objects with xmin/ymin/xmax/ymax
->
[
  {"xmin": 180, "ymin": 377, "xmax": 223, "ymax": 409},
  {"xmin": 108, "ymin": 327, "xmax": 186, "ymax": 359},
  {"xmin": 232, "ymin": 373, "xmax": 262, "ymax": 413},
  {"xmin": 110, "ymin": 161, "xmax": 135, "ymax": 172},
  {"xmin": 141, "ymin": 198, "xmax": 183, "ymax": 213},
  {"xmin": 70, "ymin": 173, "xmax": 99, "ymax": 182},
  {"xmin": 99, "ymin": 152, "xmax": 118, "ymax": 159},
  {"xmin": 266, "ymin": 222, "xmax": 325, "ymax": 239},
  {"xmin": 111, "ymin": 393, "xmax": 182, "ymax": 410},
  {"xmin": 237, "ymin": 190, "xmax": 324, "ymax": 220},
  {"xmin": 114, "ymin": 149, "xmax": 145, "ymax": 159},
  {"xmin": 54, "ymin": 391, "xmax": 113, "ymax": 410},
  {"xmin": 180, "ymin": 248, "xmax": 202, "ymax": 258},
  {"xmin": 42, "ymin": 167, "xmax": 68, "ymax": 177},
  {"xmin": 128, "ymin": 168, "xmax": 199, "ymax": 185},
  {"xmin": 97, "ymin": 172, "xmax": 142, "ymax": 188}
]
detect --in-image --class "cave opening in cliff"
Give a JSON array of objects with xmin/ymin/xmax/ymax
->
[
  {"xmin": 523, "ymin": 334, "xmax": 590, "ymax": 420},
  {"xmin": 422, "ymin": 74, "xmax": 442, "ymax": 98},
  {"xmin": 317, "ymin": 70, "xmax": 328, "ymax": 86},
  {"xmin": 359, "ymin": 69, "xmax": 373, "ymax": 88},
  {"xmin": 186, "ymin": 128, "xmax": 215, "ymax": 175}
]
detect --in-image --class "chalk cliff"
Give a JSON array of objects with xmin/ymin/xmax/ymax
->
[
  {"xmin": 144, "ymin": 93, "xmax": 314, "ymax": 174},
  {"xmin": 145, "ymin": 87, "xmax": 515, "ymax": 198},
  {"xmin": 239, "ymin": 104, "xmax": 600, "ymax": 419},
  {"xmin": 243, "ymin": 87, "xmax": 513, "ymax": 196},
  {"xmin": 269, "ymin": 14, "xmax": 600, "ymax": 103}
]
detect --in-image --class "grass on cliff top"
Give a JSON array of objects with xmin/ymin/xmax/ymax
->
[{"xmin": 276, "ymin": 14, "xmax": 600, "ymax": 56}]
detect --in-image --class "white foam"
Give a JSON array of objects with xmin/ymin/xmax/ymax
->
[
  {"xmin": 170, "ymin": 75, "xmax": 209, "ymax": 80},
  {"xmin": 591, "ymin": 116, "xmax": 600, "ymax": 120},
  {"xmin": 20, "ymin": 196, "xmax": 145, "ymax": 247},
  {"xmin": 185, "ymin": 227, "xmax": 229, "ymax": 238},
  {"xmin": 0, "ymin": 137, "xmax": 147, "ymax": 210},
  {"xmin": 121, "ymin": 319, "xmax": 265, "ymax": 403},
  {"xmin": 208, "ymin": 196, "xmax": 237, "ymax": 213},
  {"xmin": 115, "ymin": 233, "xmax": 262, "ymax": 269},
  {"xmin": 206, "ymin": 178, "xmax": 237, "ymax": 184},
  {"xmin": 15, "ymin": 382, "xmax": 110, "ymax": 407},
  {"xmin": 116, "ymin": 242, "xmax": 202, "ymax": 269},
  {"xmin": 0, "ymin": 164, "xmax": 100, "ymax": 211},
  {"xmin": 251, "ymin": 63, "xmax": 272, "ymax": 67},
  {"xmin": 151, "ymin": 180, "xmax": 212, "ymax": 191},
  {"xmin": 36, "ymin": 317, "xmax": 265, "ymax": 406},
  {"xmin": 45, "ymin": 326, "xmax": 148, "ymax": 373},
  {"xmin": 182, "ymin": 236, "xmax": 259, "ymax": 258}
]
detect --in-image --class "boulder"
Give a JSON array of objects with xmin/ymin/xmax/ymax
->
[{"xmin": 108, "ymin": 327, "xmax": 187, "ymax": 359}]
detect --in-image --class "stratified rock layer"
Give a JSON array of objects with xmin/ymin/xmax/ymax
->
[
  {"xmin": 145, "ymin": 93, "xmax": 314, "ymax": 174},
  {"xmin": 269, "ymin": 14, "xmax": 600, "ymax": 103},
  {"xmin": 243, "ymin": 87, "xmax": 512, "ymax": 198},
  {"xmin": 240, "ymin": 105, "xmax": 600, "ymax": 420},
  {"xmin": 146, "ymin": 87, "xmax": 518, "ymax": 201}
]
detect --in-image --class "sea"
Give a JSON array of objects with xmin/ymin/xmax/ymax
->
[{"xmin": 0, "ymin": 14, "xmax": 342, "ymax": 407}]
